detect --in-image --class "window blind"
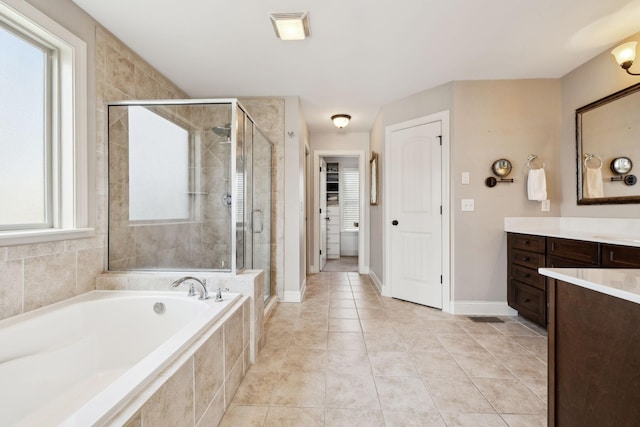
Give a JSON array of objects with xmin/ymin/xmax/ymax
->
[{"xmin": 342, "ymin": 167, "xmax": 359, "ymax": 231}]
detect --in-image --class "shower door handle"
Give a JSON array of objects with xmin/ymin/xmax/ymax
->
[{"xmin": 251, "ymin": 209, "xmax": 264, "ymax": 233}]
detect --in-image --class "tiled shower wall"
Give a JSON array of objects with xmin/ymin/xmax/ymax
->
[{"xmin": 0, "ymin": 25, "xmax": 285, "ymax": 322}]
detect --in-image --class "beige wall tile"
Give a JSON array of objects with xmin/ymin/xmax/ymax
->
[
  {"xmin": 224, "ymin": 356, "xmax": 244, "ymax": 409},
  {"xmin": 194, "ymin": 328, "xmax": 224, "ymax": 421},
  {"xmin": 122, "ymin": 410, "xmax": 142, "ymax": 427},
  {"xmin": 77, "ymin": 248, "xmax": 105, "ymax": 295},
  {"xmin": 0, "ymin": 260, "xmax": 24, "ymax": 320},
  {"xmin": 143, "ymin": 359, "xmax": 194, "ymax": 427},
  {"xmin": 24, "ymin": 253, "xmax": 76, "ymax": 311},
  {"xmin": 196, "ymin": 387, "xmax": 225, "ymax": 427},
  {"xmin": 224, "ymin": 309, "xmax": 243, "ymax": 376}
]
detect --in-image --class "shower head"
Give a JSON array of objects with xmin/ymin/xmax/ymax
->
[{"xmin": 212, "ymin": 124, "xmax": 231, "ymax": 139}]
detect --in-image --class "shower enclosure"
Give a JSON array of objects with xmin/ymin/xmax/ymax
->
[{"xmin": 107, "ymin": 99, "xmax": 273, "ymax": 300}]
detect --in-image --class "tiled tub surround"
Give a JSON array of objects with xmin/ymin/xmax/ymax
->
[
  {"xmin": 504, "ymin": 217, "xmax": 640, "ymax": 247},
  {"xmin": 97, "ymin": 270, "xmax": 265, "ymax": 361},
  {"xmin": 0, "ymin": 290, "xmax": 248, "ymax": 427}
]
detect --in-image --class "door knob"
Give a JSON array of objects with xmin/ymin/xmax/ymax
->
[{"xmin": 392, "ymin": 220, "xmax": 399, "ymax": 226}]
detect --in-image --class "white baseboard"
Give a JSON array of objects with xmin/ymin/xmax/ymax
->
[
  {"xmin": 369, "ymin": 270, "xmax": 383, "ymax": 294},
  {"xmin": 450, "ymin": 301, "xmax": 518, "ymax": 316},
  {"xmin": 283, "ymin": 278, "xmax": 306, "ymax": 303}
]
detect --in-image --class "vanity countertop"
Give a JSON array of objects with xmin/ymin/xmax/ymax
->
[
  {"xmin": 539, "ymin": 268, "xmax": 640, "ymax": 305},
  {"xmin": 504, "ymin": 217, "xmax": 640, "ymax": 248}
]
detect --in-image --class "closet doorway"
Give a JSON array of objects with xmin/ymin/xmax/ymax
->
[{"xmin": 312, "ymin": 151, "xmax": 367, "ymax": 274}]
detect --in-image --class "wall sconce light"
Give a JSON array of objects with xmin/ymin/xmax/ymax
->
[
  {"xmin": 611, "ymin": 41, "xmax": 640, "ymax": 75},
  {"xmin": 270, "ymin": 12, "xmax": 310, "ymax": 41},
  {"xmin": 331, "ymin": 114, "xmax": 351, "ymax": 128}
]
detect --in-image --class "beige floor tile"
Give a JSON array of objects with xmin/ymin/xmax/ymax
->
[
  {"xmin": 264, "ymin": 407, "xmax": 324, "ymax": 427},
  {"xmin": 289, "ymin": 331, "xmax": 328, "ymax": 349},
  {"xmin": 374, "ymin": 376, "xmax": 438, "ymax": 412},
  {"xmin": 460, "ymin": 322, "xmax": 504, "ymax": 335},
  {"xmin": 329, "ymin": 308, "xmax": 359, "ymax": 319},
  {"xmin": 325, "ymin": 408, "xmax": 386, "ymax": 427},
  {"xmin": 441, "ymin": 413, "xmax": 508, "ymax": 426},
  {"xmin": 369, "ymin": 351, "xmax": 418, "ymax": 376},
  {"xmin": 494, "ymin": 353, "xmax": 547, "ymax": 379},
  {"xmin": 329, "ymin": 285, "xmax": 352, "ymax": 293},
  {"xmin": 383, "ymin": 410, "xmax": 447, "ymax": 426},
  {"xmin": 232, "ymin": 372, "xmax": 281, "ymax": 405},
  {"xmin": 262, "ymin": 329, "xmax": 292, "ymax": 350},
  {"xmin": 423, "ymin": 377, "xmax": 495, "ymax": 414},
  {"xmin": 427, "ymin": 320, "xmax": 468, "ymax": 335},
  {"xmin": 364, "ymin": 332, "xmax": 407, "ymax": 352},
  {"xmin": 326, "ymin": 373, "xmax": 380, "ymax": 409},
  {"xmin": 293, "ymin": 318, "xmax": 328, "ymax": 332},
  {"xmin": 472, "ymin": 334, "xmax": 530, "ymax": 355},
  {"xmin": 473, "ymin": 378, "xmax": 546, "ymax": 414},
  {"xmin": 401, "ymin": 333, "xmax": 447, "ymax": 352},
  {"xmin": 328, "ymin": 332, "xmax": 367, "ymax": 351},
  {"xmin": 218, "ymin": 405, "xmax": 268, "ymax": 427},
  {"xmin": 327, "ymin": 349, "xmax": 372, "ymax": 375},
  {"xmin": 521, "ymin": 377, "xmax": 547, "ymax": 402},
  {"xmin": 511, "ymin": 335, "xmax": 548, "ymax": 356},
  {"xmin": 449, "ymin": 352, "xmax": 515, "ymax": 379},
  {"xmin": 360, "ymin": 318, "xmax": 395, "ymax": 333},
  {"xmin": 283, "ymin": 348, "xmax": 327, "ymax": 372},
  {"xmin": 331, "ymin": 291, "xmax": 354, "ymax": 300},
  {"xmin": 271, "ymin": 372, "xmax": 326, "ymax": 407},
  {"xmin": 490, "ymin": 322, "xmax": 540, "ymax": 336},
  {"xmin": 328, "ymin": 318, "xmax": 362, "ymax": 332},
  {"xmin": 329, "ymin": 299, "xmax": 357, "ymax": 308},
  {"xmin": 356, "ymin": 308, "xmax": 387, "ymax": 320},
  {"xmin": 499, "ymin": 414, "xmax": 547, "ymax": 427},
  {"xmin": 437, "ymin": 334, "xmax": 485, "ymax": 353},
  {"xmin": 355, "ymin": 299, "xmax": 384, "ymax": 309},
  {"xmin": 410, "ymin": 351, "xmax": 467, "ymax": 378}
]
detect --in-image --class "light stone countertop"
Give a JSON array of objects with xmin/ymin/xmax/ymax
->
[
  {"xmin": 504, "ymin": 217, "xmax": 640, "ymax": 248},
  {"xmin": 539, "ymin": 268, "xmax": 640, "ymax": 305}
]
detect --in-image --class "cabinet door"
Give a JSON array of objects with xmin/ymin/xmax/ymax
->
[
  {"xmin": 509, "ymin": 280, "xmax": 546, "ymax": 327},
  {"xmin": 547, "ymin": 237, "xmax": 599, "ymax": 265},
  {"xmin": 601, "ymin": 244, "xmax": 640, "ymax": 268}
]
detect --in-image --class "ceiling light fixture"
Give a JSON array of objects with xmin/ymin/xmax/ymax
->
[
  {"xmin": 331, "ymin": 114, "xmax": 351, "ymax": 128},
  {"xmin": 269, "ymin": 12, "xmax": 310, "ymax": 41},
  {"xmin": 611, "ymin": 41, "xmax": 640, "ymax": 75}
]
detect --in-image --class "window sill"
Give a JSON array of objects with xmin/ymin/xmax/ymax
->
[{"xmin": 0, "ymin": 228, "xmax": 95, "ymax": 247}]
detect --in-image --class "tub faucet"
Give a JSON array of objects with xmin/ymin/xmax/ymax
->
[{"xmin": 170, "ymin": 277, "xmax": 209, "ymax": 300}]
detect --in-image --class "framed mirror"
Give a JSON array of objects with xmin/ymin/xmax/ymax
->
[
  {"xmin": 576, "ymin": 82, "xmax": 640, "ymax": 204},
  {"xmin": 370, "ymin": 152, "xmax": 378, "ymax": 205}
]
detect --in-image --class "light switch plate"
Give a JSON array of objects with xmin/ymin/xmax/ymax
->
[
  {"xmin": 462, "ymin": 172, "xmax": 470, "ymax": 185},
  {"xmin": 461, "ymin": 199, "xmax": 475, "ymax": 211},
  {"xmin": 541, "ymin": 199, "xmax": 550, "ymax": 212}
]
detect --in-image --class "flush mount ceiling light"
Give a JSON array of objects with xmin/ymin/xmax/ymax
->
[
  {"xmin": 612, "ymin": 41, "xmax": 640, "ymax": 75},
  {"xmin": 331, "ymin": 114, "xmax": 351, "ymax": 128},
  {"xmin": 269, "ymin": 12, "xmax": 310, "ymax": 41}
]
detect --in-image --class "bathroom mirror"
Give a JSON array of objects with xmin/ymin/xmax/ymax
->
[
  {"xmin": 577, "ymin": 82, "xmax": 640, "ymax": 204},
  {"xmin": 492, "ymin": 159, "xmax": 512, "ymax": 177}
]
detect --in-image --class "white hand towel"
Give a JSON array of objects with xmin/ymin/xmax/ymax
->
[
  {"xmin": 527, "ymin": 168, "xmax": 547, "ymax": 201},
  {"xmin": 584, "ymin": 167, "xmax": 604, "ymax": 198}
]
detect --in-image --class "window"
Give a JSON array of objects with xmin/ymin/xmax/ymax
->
[
  {"xmin": 342, "ymin": 167, "xmax": 359, "ymax": 231},
  {"xmin": 0, "ymin": 0, "xmax": 89, "ymax": 245}
]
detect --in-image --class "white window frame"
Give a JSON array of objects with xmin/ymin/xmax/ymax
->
[
  {"xmin": 0, "ymin": 0, "xmax": 91, "ymax": 245},
  {"xmin": 341, "ymin": 167, "xmax": 359, "ymax": 232}
]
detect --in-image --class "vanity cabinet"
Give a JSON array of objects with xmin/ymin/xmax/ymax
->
[
  {"xmin": 600, "ymin": 244, "xmax": 640, "ymax": 268},
  {"xmin": 548, "ymin": 278, "xmax": 640, "ymax": 426},
  {"xmin": 507, "ymin": 233, "xmax": 640, "ymax": 328},
  {"xmin": 508, "ymin": 233, "xmax": 547, "ymax": 326}
]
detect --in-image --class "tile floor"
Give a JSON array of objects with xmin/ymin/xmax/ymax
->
[
  {"xmin": 220, "ymin": 272, "xmax": 548, "ymax": 427},
  {"xmin": 321, "ymin": 257, "xmax": 359, "ymax": 272}
]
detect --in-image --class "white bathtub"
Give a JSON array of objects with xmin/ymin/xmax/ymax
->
[{"xmin": 0, "ymin": 290, "xmax": 241, "ymax": 427}]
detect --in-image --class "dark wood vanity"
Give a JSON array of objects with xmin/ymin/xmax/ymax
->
[
  {"xmin": 507, "ymin": 232, "xmax": 640, "ymax": 327},
  {"xmin": 544, "ymin": 270, "xmax": 640, "ymax": 426}
]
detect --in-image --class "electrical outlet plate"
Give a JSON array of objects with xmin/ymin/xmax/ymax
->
[
  {"xmin": 461, "ymin": 199, "xmax": 475, "ymax": 211},
  {"xmin": 541, "ymin": 199, "xmax": 550, "ymax": 212},
  {"xmin": 462, "ymin": 172, "xmax": 470, "ymax": 185}
]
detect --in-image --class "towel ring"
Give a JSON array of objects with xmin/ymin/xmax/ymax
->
[
  {"xmin": 584, "ymin": 153, "xmax": 603, "ymax": 169},
  {"xmin": 526, "ymin": 154, "xmax": 545, "ymax": 170}
]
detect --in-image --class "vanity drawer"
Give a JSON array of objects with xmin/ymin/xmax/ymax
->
[
  {"xmin": 510, "ymin": 265, "xmax": 545, "ymax": 291},
  {"xmin": 509, "ymin": 233, "xmax": 546, "ymax": 254},
  {"xmin": 547, "ymin": 237, "xmax": 599, "ymax": 265},
  {"xmin": 546, "ymin": 255, "xmax": 597, "ymax": 269},
  {"xmin": 509, "ymin": 280, "xmax": 546, "ymax": 327},
  {"xmin": 601, "ymin": 244, "xmax": 640, "ymax": 268},
  {"xmin": 510, "ymin": 249, "xmax": 545, "ymax": 270}
]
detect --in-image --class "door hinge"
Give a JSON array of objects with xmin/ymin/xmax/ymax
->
[
  {"xmin": 440, "ymin": 205, "xmax": 442, "ymax": 215},
  {"xmin": 438, "ymin": 135, "xmax": 442, "ymax": 146},
  {"xmin": 320, "ymin": 166, "xmax": 322, "ymax": 172},
  {"xmin": 319, "ymin": 208, "xmax": 322, "ymax": 214},
  {"xmin": 320, "ymin": 249, "xmax": 322, "ymax": 255},
  {"xmin": 440, "ymin": 275, "xmax": 443, "ymax": 284}
]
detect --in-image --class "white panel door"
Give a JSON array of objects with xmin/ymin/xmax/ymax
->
[
  {"xmin": 389, "ymin": 121, "xmax": 442, "ymax": 308},
  {"xmin": 320, "ymin": 159, "xmax": 327, "ymax": 270}
]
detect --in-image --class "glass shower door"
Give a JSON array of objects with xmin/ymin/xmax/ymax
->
[{"xmin": 252, "ymin": 127, "xmax": 272, "ymax": 302}]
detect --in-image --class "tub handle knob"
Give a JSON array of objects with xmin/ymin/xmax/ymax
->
[{"xmin": 216, "ymin": 288, "xmax": 229, "ymax": 302}]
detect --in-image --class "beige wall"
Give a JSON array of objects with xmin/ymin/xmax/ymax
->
[
  {"xmin": 560, "ymin": 31, "xmax": 640, "ymax": 217},
  {"xmin": 369, "ymin": 79, "xmax": 562, "ymax": 305},
  {"xmin": 452, "ymin": 80, "xmax": 561, "ymax": 301}
]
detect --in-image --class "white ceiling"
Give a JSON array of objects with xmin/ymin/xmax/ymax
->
[{"xmin": 72, "ymin": 0, "xmax": 640, "ymax": 133}]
